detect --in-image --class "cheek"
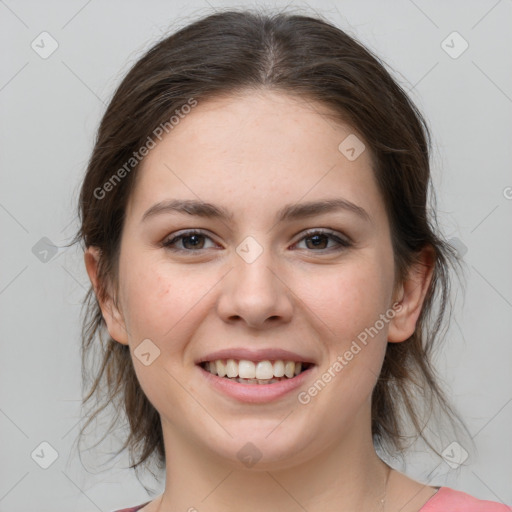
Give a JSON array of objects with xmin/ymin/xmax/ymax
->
[
  {"xmin": 296, "ymin": 267, "xmax": 392, "ymax": 411},
  {"xmin": 299, "ymin": 257, "xmax": 394, "ymax": 344},
  {"xmin": 119, "ymin": 254, "xmax": 216, "ymax": 345},
  {"xmin": 118, "ymin": 258, "xmax": 214, "ymax": 406}
]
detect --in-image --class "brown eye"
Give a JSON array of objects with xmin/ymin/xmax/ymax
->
[
  {"xmin": 180, "ymin": 234, "xmax": 206, "ymax": 250},
  {"xmin": 295, "ymin": 230, "xmax": 351, "ymax": 252},
  {"xmin": 305, "ymin": 233, "xmax": 330, "ymax": 250},
  {"xmin": 162, "ymin": 230, "xmax": 216, "ymax": 252}
]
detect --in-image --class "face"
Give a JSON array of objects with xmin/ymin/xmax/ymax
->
[{"xmin": 87, "ymin": 90, "xmax": 426, "ymax": 470}]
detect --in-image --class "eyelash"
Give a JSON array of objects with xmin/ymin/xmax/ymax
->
[{"xmin": 161, "ymin": 229, "xmax": 352, "ymax": 254}]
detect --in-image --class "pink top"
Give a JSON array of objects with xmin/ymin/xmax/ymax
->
[
  {"xmin": 420, "ymin": 487, "xmax": 511, "ymax": 511},
  {"xmin": 112, "ymin": 487, "xmax": 512, "ymax": 511}
]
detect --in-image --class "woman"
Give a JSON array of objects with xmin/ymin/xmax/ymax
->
[{"xmin": 74, "ymin": 9, "xmax": 511, "ymax": 512}]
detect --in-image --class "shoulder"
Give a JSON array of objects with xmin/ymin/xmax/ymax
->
[
  {"xmin": 420, "ymin": 487, "xmax": 512, "ymax": 512},
  {"xmin": 111, "ymin": 502, "xmax": 151, "ymax": 512}
]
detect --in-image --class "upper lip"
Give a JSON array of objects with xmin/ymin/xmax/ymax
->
[{"xmin": 196, "ymin": 348, "xmax": 316, "ymax": 365}]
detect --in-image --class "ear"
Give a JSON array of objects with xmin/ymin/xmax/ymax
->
[
  {"xmin": 387, "ymin": 246, "xmax": 435, "ymax": 343},
  {"xmin": 84, "ymin": 246, "xmax": 129, "ymax": 345}
]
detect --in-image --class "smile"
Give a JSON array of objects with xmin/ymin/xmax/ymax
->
[
  {"xmin": 200, "ymin": 359, "xmax": 312, "ymax": 384},
  {"xmin": 197, "ymin": 359, "xmax": 316, "ymax": 403}
]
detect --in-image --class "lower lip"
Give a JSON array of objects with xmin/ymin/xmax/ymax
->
[{"xmin": 197, "ymin": 365, "xmax": 315, "ymax": 403}]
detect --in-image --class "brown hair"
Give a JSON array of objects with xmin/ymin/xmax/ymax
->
[{"xmin": 73, "ymin": 8, "xmax": 469, "ymax": 480}]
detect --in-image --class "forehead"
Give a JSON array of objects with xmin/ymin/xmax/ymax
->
[{"xmin": 126, "ymin": 90, "xmax": 384, "ymax": 223}]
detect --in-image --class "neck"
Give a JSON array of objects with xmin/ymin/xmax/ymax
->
[{"xmin": 156, "ymin": 413, "xmax": 390, "ymax": 512}]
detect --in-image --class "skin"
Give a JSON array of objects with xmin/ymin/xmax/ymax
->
[{"xmin": 85, "ymin": 90, "xmax": 438, "ymax": 511}]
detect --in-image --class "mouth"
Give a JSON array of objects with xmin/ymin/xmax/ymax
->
[{"xmin": 198, "ymin": 359, "xmax": 314, "ymax": 385}]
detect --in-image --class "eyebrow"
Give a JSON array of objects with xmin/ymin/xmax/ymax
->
[{"xmin": 141, "ymin": 198, "xmax": 370, "ymax": 224}]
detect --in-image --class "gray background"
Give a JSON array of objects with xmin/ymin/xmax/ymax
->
[{"xmin": 1, "ymin": 0, "xmax": 511, "ymax": 510}]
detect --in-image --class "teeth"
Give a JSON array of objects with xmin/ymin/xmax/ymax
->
[
  {"xmin": 255, "ymin": 361, "xmax": 274, "ymax": 380},
  {"xmin": 225, "ymin": 359, "xmax": 238, "ymax": 378},
  {"xmin": 216, "ymin": 360, "xmax": 227, "ymax": 377},
  {"xmin": 227, "ymin": 377, "xmax": 285, "ymax": 385},
  {"xmin": 273, "ymin": 360, "xmax": 285, "ymax": 377},
  {"xmin": 202, "ymin": 359, "xmax": 309, "ymax": 380},
  {"xmin": 238, "ymin": 360, "xmax": 256, "ymax": 379},
  {"xmin": 284, "ymin": 361, "xmax": 295, "ymax": 378}
]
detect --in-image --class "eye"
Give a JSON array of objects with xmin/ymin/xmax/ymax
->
[
  {"xmin": 293, "ymin": 229, "xmax": 351, "ymax": 252},
  {"xmin": 162, "ymin": 230, "xmax": 218, "ymax": 252},
  {"xmin": 162, "ymin": 228, "xmax": 351, "ymax": 254}
]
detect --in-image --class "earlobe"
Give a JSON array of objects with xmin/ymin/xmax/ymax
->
[
  {"xmin": 84, "ymin": 247, "xmax": 129, "ymax": 345},
  {"xmin": 387, "ymin": 247, "xmax": 435, "ymax": 343}
]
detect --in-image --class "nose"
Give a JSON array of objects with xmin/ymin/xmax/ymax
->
[{"xmin": 216, "ymin": 244, "xmax": 294, "ymax": 329}]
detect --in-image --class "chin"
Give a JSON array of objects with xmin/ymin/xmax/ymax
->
[{"xmin": 201, "ymin": 423, "xmax": 317, "ymax": 471}]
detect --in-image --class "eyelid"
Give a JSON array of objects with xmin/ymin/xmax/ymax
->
[
  {"xmin": 291, "ymin": 229, "xmax": 352, "ymax": 253},
  {"xmin": 162, "ymin": 229, "xmax": 219, "ymax": 250},
  {"xmin": 162, "ymin": 227, "xmax": 352, "ymax": 253},
  {"xmin": 295, "ymin": 228, "xmax": 352, "ymax": 247}
]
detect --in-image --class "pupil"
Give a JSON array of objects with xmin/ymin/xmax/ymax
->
[
  {"xmin": 185, "ymin": 234, "xmax": 203, "ymax": 249},
  {"xmin": 307, "ymin": 234, "xmax": 327, "ymax": 249}
]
